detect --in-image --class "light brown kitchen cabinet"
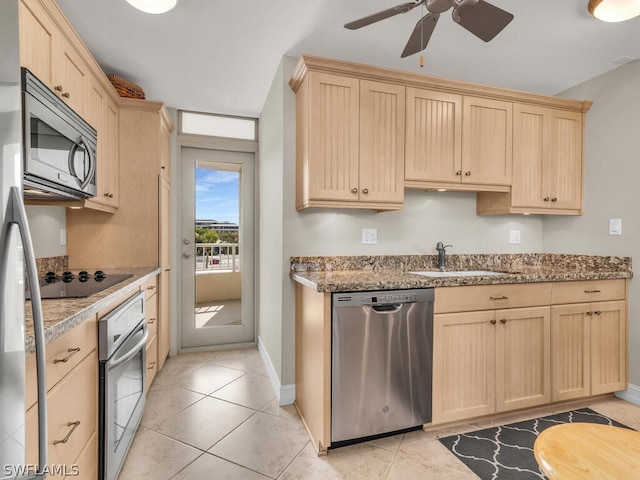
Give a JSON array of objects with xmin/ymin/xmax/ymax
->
[
  {"xmin": 19, "ymin": 0, "xmax": 90, "ymax": 116},
  {"xmin": 25, "ymin": 318, "xmax": 98, "ymax": 479},
  {"xmin": 433, "ymin": 306, "xmax": 550, "ymax": 425},
  {"xmin": 143, "ymin": 276, "xmax": 159, "ymax": 390},
  {"xmin": 292, "ymin": 71, "xmax": 404, "ymax": 210},
  {"xmin": 477, "ymin": 104, "xmax": 585, "ymax": 215},
  {"xmin": 550, "ymin": 280, "xmax": 627, "ymax": 400},
  {"xmin": 158, "ymin": 177, "xmax": 171, "ymax": 369}
]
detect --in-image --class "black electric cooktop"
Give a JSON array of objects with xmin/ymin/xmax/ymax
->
[{"xmin": 27, "ymin": 271, "xmax": 133, "ymax": 299}]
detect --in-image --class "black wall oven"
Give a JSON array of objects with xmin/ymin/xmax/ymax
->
[
  {"xmin": 98, "ymin": 291, "xmax": 147, "ymax": 480},
  {"xmin": 21, "ymin": 67, "xmax": 97, "ymax": 200}
]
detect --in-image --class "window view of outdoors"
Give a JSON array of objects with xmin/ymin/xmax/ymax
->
[{"xmin": 194, "ymin": 166, "xmax": 241, "ymax": 328}]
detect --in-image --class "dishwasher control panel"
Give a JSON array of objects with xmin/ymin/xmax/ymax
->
[{"xmin": 333, "ymin": 288, "xmax": 434, "ymax": 307}]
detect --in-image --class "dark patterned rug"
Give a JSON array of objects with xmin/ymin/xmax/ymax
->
[{"xmin": 438, "ymin": 408, "xmax": 630, "ymax": 480}]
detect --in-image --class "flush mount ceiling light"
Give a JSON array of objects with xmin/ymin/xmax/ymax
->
[
  {"xmin": 125, "ymin": 0, "xmax": 179, "ymax": 14},
  {"xmin": 588, "ymin": 0, "xmax": 640, "ymax": 22}
]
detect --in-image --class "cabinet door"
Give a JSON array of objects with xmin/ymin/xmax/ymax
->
[
  {"xmin": 158, "ymin": 269, "xmax": 171, "ymax": 370},
  {"xmin": 405, "ymin": 88, "xmax": 462, "ymax": 184},
  {"xmin": 590, "ymin": 301, "xmax": 626, "ymax": 395},
  {"xmin": 512, "ymin": 103, "xmax": 548, "ymax": 208},
  {"xmin": 358, "ymin": 80, "xmax": 405, "ymax": 204},
  {"xmin": 307, "ymin": 72, "xmax": 359, "ymax": 202},
  {"xmin": 55, "ymin": 34, "xmax": 89, "ymax": 116},
  {"xmin": 160, "ymin": 115, "xmax": 172, "ymax": 182},
  {"xmin": 433, "ymin": 311, "xmax": 496, "ymax": 424},
  {"xmin": 19, "ymin": 0, "xmax": 57, "ymax": 88},
  {"xmin": 462, "ymin": 96, "xmax": 512, "ymax": 186},
  {"xmin": 547, "ymin": 109, "xmax": 583, "ymax": 210},
  {"xmin": 551, "ymin": 304, "xmax": 590, "ymax": 401},
  {"xmin": 102, "ymin": 95, "xmax": 120, "ymax": 207},
  {"xmin": 495, "ymin": 306, "xmax": 550, "ymax": 412}
]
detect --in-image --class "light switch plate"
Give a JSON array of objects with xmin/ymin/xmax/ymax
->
[
  {"xmin": 609, "ymin": 218, "xmax": 622, "ymax": 236},
  {"xmin": 509, "ymin": 230, "xmax": 521, "ymax": 245},
  {"xmin": 362, "ymin": 228, "xmax": 377, "ymax": 245}
]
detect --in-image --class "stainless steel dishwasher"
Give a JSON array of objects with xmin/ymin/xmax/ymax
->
[{"xmin": 331, "ymin": 288, "xmax": 434, "ymax": 445}]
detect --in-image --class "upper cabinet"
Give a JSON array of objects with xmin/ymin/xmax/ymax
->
[
  {"xmin": 477, "ymin": 104, "xmax": 584, "ymax": 215},
  {"xmin": 291, "ymin": 55, "xmax": 591, "ymax": 214},
  {"xmin": 293, "ymin": 71, "xmax": 404, "ymax": 210}
]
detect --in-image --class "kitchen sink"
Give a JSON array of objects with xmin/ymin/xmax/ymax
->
[{"xmin": 409, "ymin": 270, "xmax": 507, "ymax": 277}]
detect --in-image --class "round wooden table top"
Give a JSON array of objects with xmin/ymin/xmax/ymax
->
[{"xmin": 534, "ymin": 423, "xmax": 640, "ymax": 479}]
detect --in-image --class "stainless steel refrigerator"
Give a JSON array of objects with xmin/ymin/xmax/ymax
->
[{"xmin": 1, "ymin": 1, "xmax": 48, "ymax": 478}]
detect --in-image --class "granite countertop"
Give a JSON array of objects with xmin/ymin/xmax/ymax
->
[
  {"xmin": 25, "ymin": 267, "xmax": 160, "ymax": 355},
  {"xmin": 290, "ymin": 254, "xmax": 632, "ymax": 293}
]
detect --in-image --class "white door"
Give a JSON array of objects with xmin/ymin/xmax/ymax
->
[{"xmin": 180, "ymin": 147, "xmax": 255, "ymax": 349}]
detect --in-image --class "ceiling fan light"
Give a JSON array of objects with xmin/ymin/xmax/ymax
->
[
  {"xmin": 125, "ymin": 0, "xmax": 179, "ymax": 14},
  {"xmin": 588, "ymin": 0, "xmax": 640, "ymax": 22}
]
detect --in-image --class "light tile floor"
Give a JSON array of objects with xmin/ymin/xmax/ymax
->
[{"xmin": 119, "ymin": 348, "xmax": 640, "ymax": 479}]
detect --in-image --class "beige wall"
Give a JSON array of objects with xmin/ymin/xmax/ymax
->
[
  {"xmin": 26, "ymin": 205, "xmax": 66, "ymax": 258},
  {"xmin": 195, "ymin": 271, "xmax": 241, "ymax": 304},
  {"xmin": 543, "ymin": 59, "xmax": 640, "ymax": 388},
  {"xmin": 260, "ymin": 56, "xmax": 545, "ymax": 390}
]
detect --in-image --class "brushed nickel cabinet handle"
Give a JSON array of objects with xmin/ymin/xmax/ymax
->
[
  {"xmin": 54, "ymin": 85, "xmax": 63, "ymax": 92},
  {"xmin": 489, "ymin": 296, "xmax": 508, "ymax": 300},
  {"xmin": 362, "ymin": 188, "xmax": 369, "ymax": 194},
  {"xmin": 490, "ymin": 319, "xmax": 496, "ymax": 325},
  {"xmin": 53, "ymin": 347, "xmax": 81, "ymax": 364},
  {"xmin": 544, "ymin": 197, "xmax": 550, "ymax": 202},
  {"xmin": 148, "ymin": 362, "xmax": 157, "ymax": 370},
  {"xmin": 61, "ymin": 92, "xmax": 70, "ymax": 99},
  {"xmin": 53, "ymin": 421, "xmax": 80, "ymax": 445},
  {"xmin": 551, "ymin": 197, "xmax": 557, "ymax": 202},
  {"xmin": 161, "ymin": 165, "xmax": 166, "ymax": 170},
  {"xmin": 456, "ymin": 171, "xmax": 462, "ymax": 176},
  {"xmin": 586, "ymin": 311, "xmax": 593, "ymax": 316},
  {"xmin": 500, "ymin": 319, "xmax": 507, "ymax": 324},
  {"xmin": 584, "ymin": 289, "xmax": 601, "ymax": 294},
  {"xmin": 594, "ymin": 311, "xmax": 602, "ymax": 315},
  {"xmin": 465, "ymin": 171, "xmax": 471, "ymax": 176},
  {"xmin": 147, "ymin": 285, "xmax": 156, "ymax": 290},
  {"xmin": 351, "ymin": 187, "xmax": 358, "ymax": 194},
  {"xmin": 147, "ymin": 318, "xmax": 156, "ymax": 324},
  {"xmin": 164, "ymin": 268, "xmax": 171, "ymax": 272}
]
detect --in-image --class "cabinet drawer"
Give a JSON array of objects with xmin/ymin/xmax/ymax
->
[
  {"xmin": 142, "ymin": 276, "xmax": 158, "ymax": 300},
  {"xmin": 435, "ymin": 283, "xmax": 552, "ymax": 313},
  {"xmin": 26, "ymin": 317, "xmax": 96, "ymax": 410},
  {"xmin": 146, "ymin": 292, "xmax": 158, "ymax": 340},
  {"xmin": 145, "ymin": 334, "xmax": 158, "ymax": 392},
  {"xmin": 552, "ymin": 280, "xmax": 626, "ymax": 305},
  {"xmin": 25, "ymin": 351, "xmax": 97, "ymax": 467}
]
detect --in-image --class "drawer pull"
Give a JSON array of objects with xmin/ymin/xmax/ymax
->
[
  {"xmin": 148, "ymin": 318, "xmax": 156, "ymax": 324},
  {"xmin": 148, "ymin": 362, "xmax": 157, "ymax": 370},
  {"xmin": 490, "ymin": 319, "xmax": 497, "ymax": 325},
  {"xmin": 586, "ymin": 311, "xmax": 593, "ymax": 316},
  {"xmin": 147, "ymin": 285, "xmax": 156, "ymax": 290},
  {"xmin": 500, "ymin": 319, "xmax": 507, "ymax": 324},
  {"xmin": 594, "ymin": 311, "xmax": 602, "ymax": 315},
  {"xmin": 53, "ymin": 421, "xmax": 80, "ymax": 445},
  {"xmin": 489, "ymin": 296, "xmax": 508, "ymax": 300},
  {"xmin": 53, "ymin": 347, "xmax": 81, "ymax": 364},
  {"xmin": 584, "ymin": 289, "xmax": 601, "ymax": 294}
]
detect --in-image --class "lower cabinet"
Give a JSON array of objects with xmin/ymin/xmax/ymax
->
[
  {"xmin": 25, "ymin": 321, "xmax": 98, "ymax": 479},
  {"xmin": 433, "ymin": 306, "xmax": 550, "ymax": 424},
  {"xmin": 143, "ymin": 276, "xmax": 159, "ymax": 390}
]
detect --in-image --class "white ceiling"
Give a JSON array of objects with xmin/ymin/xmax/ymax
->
[{"xmin": 56, "ymin": 0, "xmax": 640, "ymax": 118}]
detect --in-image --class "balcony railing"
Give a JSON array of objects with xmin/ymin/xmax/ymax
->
[{"xmin": 196, "ymin": 242, "xmax": 240, "ymax": 272}]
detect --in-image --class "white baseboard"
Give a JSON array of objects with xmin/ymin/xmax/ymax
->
[
  {"xmin": 616, "ymin": 383, "xmax": 640, "ymax": 406},
  {"xmin": 258, "ymin": 336, "xmax": 295, "ymax": 406}
]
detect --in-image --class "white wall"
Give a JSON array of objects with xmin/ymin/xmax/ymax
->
[
  {"xmin": 544, "ymin": 60, "xmax": 640, "ymax": 387},
  {"xmin": 260, "ymin": 55, "xmax": 545, "ymax": 391},
  {"xmin": 25, "ymin": 205, "xmax": 66, "ymax": 258}
]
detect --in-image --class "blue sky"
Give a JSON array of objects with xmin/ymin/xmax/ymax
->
[{"xmin": 195, "ymin": 167, "xmax": 239, "ymax": 223}]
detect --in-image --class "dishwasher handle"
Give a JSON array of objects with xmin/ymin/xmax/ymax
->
[{"xmin": 372, "ymin": 304, "xmax": 403, "ymax": 313}]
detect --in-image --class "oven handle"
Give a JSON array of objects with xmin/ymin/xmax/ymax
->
[{"xmin": 108, "ymin": 323, "xmax": 148, "ymax": 370}]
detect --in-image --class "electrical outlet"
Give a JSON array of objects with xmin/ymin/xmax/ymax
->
[
  {"xmin": 362, "ymin": 228, "xmax": 377, "ymax": 245},
  {"xmin": 609, "ymin": 218, "xmax": 622, "ymax": 236},
  {"xmin": 509, "ymin": 230, "xmax": 521, "ymax": 245}
]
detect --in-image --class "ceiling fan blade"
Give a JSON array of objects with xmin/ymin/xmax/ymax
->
[
  {"xmin": 452, "ymin": 0, "xmax": 513, "ymax": 42},
  {"xmin": 401, "ymin": 13, "xmax": 439, "ymax": 58},
  {"xmin": 344, "ymin": 2, "xmax": 421, "ymax": 30}
]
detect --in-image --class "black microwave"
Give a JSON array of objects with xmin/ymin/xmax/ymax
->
[{"xmin": 21, "ymin": 68, "xmax": 97, "ymax": 200}]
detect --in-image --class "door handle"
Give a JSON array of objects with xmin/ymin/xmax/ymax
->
[{"xmin": 182, "ymin": 252, "xmax": 194, "ymax": 259}]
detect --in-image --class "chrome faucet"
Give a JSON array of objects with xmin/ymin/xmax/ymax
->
[{"xmin": 436, "ymin": 242, "xmax": 453, "ymax": 270}]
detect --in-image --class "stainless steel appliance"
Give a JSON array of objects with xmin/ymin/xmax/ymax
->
[
  {"xmin": 331, "ymin": 288, "xmax": 434, "ymax": 445},
  {"xmin": 27, "ymin": 271, "xmax": 133, "ymax": 300},
  {"xmin": 21, "ymin": 67, "xmax": 97, "ymax": 201},
  {"xmin": 98, "ymin": 291, "xmax": 147, "ymax": 480},
  {"xmin": 1, "ymin": 2, "xmax": 49, "ymax": 478}
]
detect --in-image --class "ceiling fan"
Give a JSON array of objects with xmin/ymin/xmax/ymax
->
[{"xmin": 344, "ymin": 0, "xmax": 514, "ymax": 59}]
